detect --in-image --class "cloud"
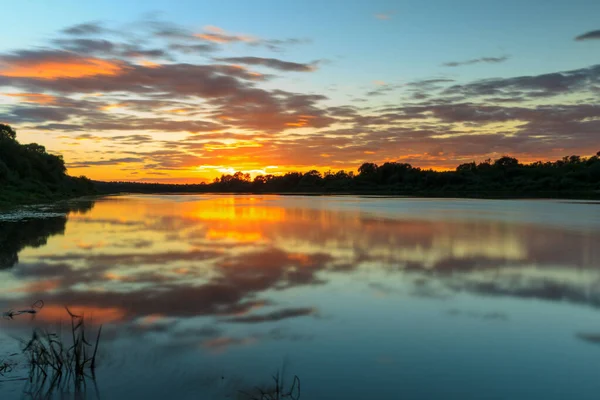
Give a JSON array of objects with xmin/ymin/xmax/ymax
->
[
  {"xmin": 2, "ymin": 93, "xmax": 57, "ymax": 104},
  {"xmin": 195, "ymin": 25, "xmax": 257, "ymax": 44},
  {"xmin": 260, "ymin": 38, "xmax": 312, "ymax": 52},
  {"xmin": 0, "ymin": 50, "xmax": 123, "ymax": 79},
  {"xmin": 36, "ymin": 116, "xmax": 223, "ymax": 134},
  {"xmin": 366, "ymin": 83, "xmax": 401, "ymax": 96},
  {"xmin": 53, "ymin": 38, "xmax": 117, "ymax": 54},
  {"xmin": 69, "ymin": 157, "xmax": 145, "ymax": 167},
  {"xmin": 168, "ymin": 43, "xmax": 217, "ymax": 54},
  {"xmin": 575, "ymin": 30, "xmax": 600, "ymax": 41},
  {"xmin": 188, "ymin": 25, "xmax": 309, "ymax": 51},
  {"xmin": 442, "ymin": 55, "xmax": 510, "ymax": 67},
  {"xmin": 3, "ymin": 106, "xmax": 72, "ymax": 122},
  {"xmin": 214, "ymin": 57, "xmax": 318, "ymax": 72},
  {"xmin": 222, "ymin": 307, "xmax": 317, "ymax": 323},
  {"xmin": 443, "ymin": 64, "xmax": 600, "ymax": 98},
  {"xmin": 55, "ymin": 38, "xmax": 171, "ymax": 59},
  {"xmin": 61, "ymin": 22, "xmax": 107, "ymax": 36},
  {"xmin": 1, "ymin": 18, "xmax": 600, "ymax": 175},
  {"xmin": 576, "ymin": 333, "xmax": 600, "ymax": 345}
]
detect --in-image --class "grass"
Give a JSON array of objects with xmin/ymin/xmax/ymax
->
[{"xmin": 1, "ymin": 302, "xmax": 102, "ymax": 398}]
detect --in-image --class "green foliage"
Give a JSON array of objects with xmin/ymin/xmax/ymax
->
[{"xmin": 0, "ymin": 124, "xmax": 95, "ymax": 207}]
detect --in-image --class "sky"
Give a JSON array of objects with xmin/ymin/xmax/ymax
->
[{"xmin": 0, "ymin": 0, "xmax": 599, "ymax": 183}]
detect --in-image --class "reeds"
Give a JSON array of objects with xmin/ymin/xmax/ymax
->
[
  {"xmin": 239, "ymin": 370, "xmax": 301, "ymax": 400},
  {"xmin": 12, "ymin": 306, "xmax": 102, "ymax": 398}
]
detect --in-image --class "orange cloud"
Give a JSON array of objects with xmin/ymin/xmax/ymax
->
[
  {"xmin": 194, "ymin": 25, "xmax": 257, "ymax": 43},
  {"xmin": 139, "ymin": 60, "xmax": 161, "ymax": 68},
  {"xmin": 3, "ymin": 92, "xmax": 57, "ymax": 104},
  {"xmin": 167, "ymin": 108, "xmax": 191, "ymax": 114},
  {"xmin": 99, "ymin": 103, "xmax": 125, "ymax": 111},
  {"xmin": 0, "ymin": 58, "xmax": 123, "ymax": 79}
]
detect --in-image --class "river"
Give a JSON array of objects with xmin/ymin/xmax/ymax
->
[{"xmin": 1, "ymin": 194, "xmax": 599, "ymax": 399}]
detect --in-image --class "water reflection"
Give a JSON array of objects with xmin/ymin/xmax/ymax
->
[
  {"xmin": 0, "ymin": 201, "xmax": 94, "ymax": 269},
  {"xmin": 1, "ymin": 195, "xmax": 600, "ymax": 399}
]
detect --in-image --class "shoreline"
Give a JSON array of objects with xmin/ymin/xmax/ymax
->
[
  {"xmin": 97, "ymin": 189, "xmax": 600, "ymax": 200},
  {"xmin": 2, "ymin": 189, "xmax": 599, "ymax": 212}
]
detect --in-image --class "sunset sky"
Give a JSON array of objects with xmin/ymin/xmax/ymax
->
[{"xmin": 1, "ymin": 0, "xmax": 599, "ymax": 183}]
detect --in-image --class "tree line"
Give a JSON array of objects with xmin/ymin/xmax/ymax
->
[
  {"xmin": 0, "ymin": 124, "xmax": 95, "ymax": 206},
  {"xmin": 98, "ymin": 152, "xmax": 600, "ymax": 198}
]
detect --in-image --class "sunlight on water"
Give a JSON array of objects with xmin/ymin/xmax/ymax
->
[{"xmin": 1, "ymin": 195, "xmax": 600, "ymax": 399}]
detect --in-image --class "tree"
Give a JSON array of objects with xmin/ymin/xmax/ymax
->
[
  {"xmin": 358, "ymin": 163, "xmax": 378, "ymax": 176},
  {"xmin": 457, "ymin": 162, "xmax": 477, "ymax": 172},
  {"xmin": 0, "ymin": 123, "xmax": 95, "ymax": 201},
  {"xmin": 0, "ymin": 124, "xmax": 17, "ymax": 141},
  {"xmin": 494, "ymin": 156, "xmax": 519, "ymax": 168}
]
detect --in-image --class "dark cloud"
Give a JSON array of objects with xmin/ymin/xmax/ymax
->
[
  {"xmin": 215, "ymin": 57, "xmax": 318, "ymax": 72},
  {"xmin": 0, "ymin": 61, "xmax": 263, "ymax": 95},
  {"xmin": 259, "ymin": 37, "xmax": 311, "ymax": 52},
  {"xmin": 365, "ymin": 83, "xmax": 401, "ymax": 97},
  {"xmin": 61, "ymin": 22, "xmax": 107, "ymax": 36},
  {"xmin": 112, "ymin": 134, "xmax": 154, "ymax": 144},
  {"xmin": 575, "ymin": 30, "xmax": 600, "ymax": 41},
  {"xmin": 442, "ymin": 55, "xmax": 510, "ymax": 67},
  {"xmin": 443, "ymin": 64, "xmax": 600, "ymax": 98},
  {"xmin": 75, "ymin": 117, "xmax": 221, "ymax": 134},
  {"xmin": 53, "ymin": 38, "xmax": 116, "ymax": 54},
  {"xmin": 3, "ymin": 106, "xmax": 71, "ymax": 122},
  {"xmin": 576, "ymin": 333, "xmax": 600, "ymax": 345},
  {"xmin": 168, "ymin": 43, "xmax": 218, "ymax": 54},
  {"xmin": 0, "ymin": 49, "xmax": 90, "ymax": 65},
  {"xmin": 52, "ymin": 38, "xmax": 172, "ymax": 60},
  {"xmin": 406, "ymin": 78, "xmax": 455, "ymax": 89},
  {"xmin": 222, "ymin": 307, "xmax": 316, "ymax": 323},
  {"xmin": 171, "ymin": 325, "xmax": 223, "ymax": 340},
  {"xmin": 119, "ymin": 44, "xmax": 171, "ymax": 59},
  {"xmin": 445, "ymin": 309, "xmax": 509, "ymax": 321},
  {"xmin": 69, "ymin": 157, "xmax": 145, "ymax": 167}
]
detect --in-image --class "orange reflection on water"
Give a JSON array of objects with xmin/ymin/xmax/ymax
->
[
  {"xmin": 205, "ymin": 229, "xmax": 263, "ymax": 242},
  {"xmin": 8, "ymin": 280, "xmax": 61, "ymax": 293},
  {"xmin": 34, "ymin": 305, "xmax": 126, "ymax": 324},
  {"xmin": 5, "ymin": 195, "xmax": 600, "ymax": 329}
]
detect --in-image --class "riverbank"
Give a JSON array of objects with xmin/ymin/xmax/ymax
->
[{"xmin": 0, "ymin": 185, "xmax": 96, "ymax": 210}]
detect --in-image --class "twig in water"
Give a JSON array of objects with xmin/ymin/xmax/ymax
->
[{"xmin": 2, "ymin": 300, "xmax": 44, "ymax": 320}]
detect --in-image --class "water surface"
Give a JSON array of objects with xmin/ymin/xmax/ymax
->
[{"xmin": 1, "ymin": 195, "xmax": 600, "ymax": 399}]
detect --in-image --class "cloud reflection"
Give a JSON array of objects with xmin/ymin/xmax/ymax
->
[{"xmin": 1, "ymin": 196, "xmax": 599, "ymax": 349}]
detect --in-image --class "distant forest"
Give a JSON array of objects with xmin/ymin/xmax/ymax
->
[
  {"xmin": 0, "ymin": 124, "xmax": 95, "ymax": 206},
  {"xmin": 98, "ymin": 151, "xmax": 600, "ymax": 199}
]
